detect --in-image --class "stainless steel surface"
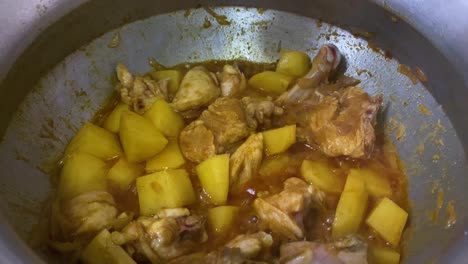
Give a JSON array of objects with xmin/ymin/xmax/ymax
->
[{"xmin": 0, "ymin": 0, "xmax": 467, "ymax": 263}]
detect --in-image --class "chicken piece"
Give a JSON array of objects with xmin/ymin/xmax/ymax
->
[
  {"xmin": 169, "ymin": 248, "xmax": 270, "ymax": 264},
  {"xmin": 180, "ymin": 97, "xmax": 252, "ymax": 162},
  {"xmin": 200, "ymin": 97, "xmax": 251, "ymax": 152},
  {"xmin": 225, "ymin": 231, "xmax": 273, "ymax": 259},
  {"xmin": 242, "ymin": 96, "xmax": 284, "ymax": 130},
  {"xmin": 230, "ymin": 133, "xmax": 263, "ymax": 191},
  {"xmin": 253, "ymin": 178, "xmax": 325, "ymax": 240},
  {"xmin": 116, "ymin": 63, "xmax": 168, "ymax": 114},
  {"xmin": 279, "ymin": 235, "xmax": 368, "ymax": 264},
  {"xmin": 179, "ymin": 120, "xmax": 216, "ymax": 163},
  {"xmin": 172, "ymin": 66, "xmax": 220, "ymax": 112},
  {"xmin": 168, "ymin": 232, "xmax": 272, "ymax": 264},
  {"xmin": 112, "ymin": 209, "xmax": 207, "ymax": 262},
  {"xmin": 59, "ymin": 191, "xmax": 118, "ymax": 237},
  {"xmin": 276, "ymin": 44, "xmax": 341, "ymax": 106},
  {"xmin": 218, "ymin": 64, "xmax": 247, "ymax": 97},
  {"xmin": 299, "ymin": 86, "xmax": 382, "ymax": 158}
]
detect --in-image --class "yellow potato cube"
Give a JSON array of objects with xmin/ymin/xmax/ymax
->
[
  {"xmin": 263, "ymin": 125, "xmax": 296, "ymax": 155},
  {"xmin": 146, "ymin": 140, "xmax": 185, "ymax": 172},
  {"xmin": 369, "ymin": 246, "xmax": 401, "ymax": 264},
  {"xmin": 58, "ymin": 152, "xmax": 107, "ymax": 199},
  {"xmin": 349, "ymin": 168, "xmax": 392, "ymax": 197},
  {"xmin": 366, "ymin": 197, "xmax": 408, "ymax": 246},
  {"xmin": 276, "ymin": 50, "xmax": 311, "ymax": 78},
  {"xmin": 259, "ymin": 154, "xmax": 290, "ymax": 177},
  {"xmin": 65, "ymin": 122, "xmax": 122, "ymax": 160},
  {"xmin": 103, "ymin": 103, "xmax": 130, "ymax": 133},
  {"xmin": 107, "ymin": 158, "xmax": 144, "ymax": 189},
  {"xmin": 81, "ymin": 229, "xmax": 136, "ymax": 264},
  {"xmin": 332, "ymin": 172, "xmax": 368, "ymax": 238},
  {"xmin": 301, "ymin": 159, "xmax": 343, "ymax": 193},
  {"xmin": 196, "ymin": 154, "xmax": 230, "ymax": 205},
  {"xmin": 248, "ymin": 71, "xmax": 294, "ymax": 94},
  {"xmin": 343, "ymin": 171, "xmax": 366, "ymax": 192},
  {"xmin": 149, "ymin": 69, "xmax": 183, "ymax": 94},
  {"xmin": 136, "ymin": 169, "xmax": 195, "ymax": 216},
  {"xmin": 144, "ymin": 99, "xmax": 185, "ymax": 137},
  {"xmin": 119, "ymin": 111, "xmax": 168, "ymax": 162},
  {"xmin": 208, "ymin": 206, "xmax": 239, "ymax": 234}
]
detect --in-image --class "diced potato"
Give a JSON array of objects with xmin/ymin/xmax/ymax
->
[
  {"xmin": 366, "ymin": 197, "xmax": 408, "ymax": 246},
  {"xmin": 369, "ymin": 246, "xmax": 401, "ymax": 264},
  {"xmin": 81, "ymin": 229, "xmax": 136, "ymax": 264},
  {"xmin": 136, "ymin": 169, "xmax": 195, "ymax": 216},
  {"xmin": 107, "ymin": 158, "xmax": 144, "ymax": 189},
  {"xmin": 263, "ymin": 125, "xmax": 296, "ymax": 155},
  {"xmin": 103, "ymin": 103, "xmax": 130, "ymax": 133},
  {"xmin": 65, "ymin": 123, "xmax": 122, "ymax": 160},
  {"xmin": 276, "ymin": 50, "xmax": 311, "ymax": 78},
  {"xmin": 146, "ymin": 140, "xmax": 185, "ymax": 172},
  {"xmin": 349, "ymin": 168, "xmax": 392, "ymax": 197},
  {"xmin": 342, "ymin": 171, "xmax": 366, "ymax": 192},
  {"xmin": 58, "ymin": 152, "xmax": 107, "ymax": 199},
  {"xmin": 196, "ymin": 154, "xmax": 230, "ymax": 205},
  {"xmin": 248, "ymin": 71, "xmax": 294, "ymax": 94},
  {"xmin": 259, "ymin": 154, "xmax": 290, "ymax": 177},
  {"xmin": 149, "ymin": 69, "xmax": 183, "ymax": 94},
  {"xmin": 119, "ymin": 111, "xmax": 168, "ymax": 162},
  {"xmin": 332, "ymin": 172, "xmax": 368, "ymax": 238},
  {"xmin": 144, "ymin": 99, "xmax": 185, "ymax": 137},
  {"xmin": 301, "ymin": 159, "xmax": 343, "ymax": 193},
  {"xmin": 208, "ymin": 206, "xmax": 239, "ymax": 234}
]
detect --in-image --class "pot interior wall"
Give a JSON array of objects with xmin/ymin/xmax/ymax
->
[{"xmin": 0, "ymin": 1, "xmax": 467, "ymax": 264}]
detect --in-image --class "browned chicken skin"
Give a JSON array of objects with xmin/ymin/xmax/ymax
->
[
  {"xmin": 298, "ymin": 86, "xmax": 382, "ymax": 158},
  {"xmin": 275, "ymin": 44, "xmax": 381, "ymax": 159},
  {"xmin": 179, "ymin": 97, "xmax": 251, "ymax": 163},
  {"xmin": 200, "ymin": 97, "xmax": 251, "ymax": 153},
  {"xmin": 116, "ymin": 64, "xmax": 169, "ymax": 114},
  {"xmin": 179, "ymin": 120, "xmax": 216, "ymax": 163},
  {"xmin": 253, "ymin": 178, "xmax": 325, "ymax": 240},
  {"xmin": 111, "ymin": 208, "xmax": 207, "ymax": 263}
]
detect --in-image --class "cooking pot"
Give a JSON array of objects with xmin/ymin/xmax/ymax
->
[{"xmin": 0, "ymin": 0, "xmax": 467, "ymax": 263}]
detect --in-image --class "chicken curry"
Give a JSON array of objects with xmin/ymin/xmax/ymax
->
[{"xmin": 46, "ymin": 44, "xmax": 409, "ymax": 264}]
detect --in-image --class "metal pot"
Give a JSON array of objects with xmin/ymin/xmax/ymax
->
[{"xmin": 0, "ymin": 0, "xmax": 467, "ymax": 263}]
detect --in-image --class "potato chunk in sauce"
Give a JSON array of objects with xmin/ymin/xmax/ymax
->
[{"xmin": 43, "ymin": 46, "xmax": 409, "ymax": 264}]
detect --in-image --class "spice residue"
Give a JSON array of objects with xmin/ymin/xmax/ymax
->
[
  {"xmin": 414, "ymin": 66, "xmax": 427, "ymax": 82},
  {"xmin": 387, "ymin": 118, "xmax": 406, "ymax": 140},
  {"xmin": 184, "ymin": 9, "xmax": 192, "ymax": 17},
  {"xmin": 148, "ymin": 57, "xmax": 166, "ymax": 70},
  {"xmin": 418, "ymin": 104, "xmax": 432, "ymax": 116},
  {"xmin": 397, "ymin": 64, "xmax": 418, "ymax": 84},
  {"xmin": 445, "ymin": 200, "xmax": 457, "ymax": 229},
  {"xmin": 356, "ymin": 69, "xmax": 373, "ymax": 77},
  {"xmin": 430, "ymin": 188, "xmax": 445, "ymax": 223},
  {"xmin": 257, "ymin": 8, "xmax": 266, "ymax": 14},
  {"xmin": 416, "ymin": 143, "xmax": 425, "ymax": 154},
  {"xmin": 435, "ymin": 139, "xmax": 444, "ymax": 147},
  {"xmin": 107, "ymin": 31, "xmax": 121, "ymax": 48},
  {"xmin": 203, "ymin": 7, "xmax": 231, "ymax": 25},
  {"xmin": 202, "ymin": 17, "xmax": 212, "ymax": 28}
]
